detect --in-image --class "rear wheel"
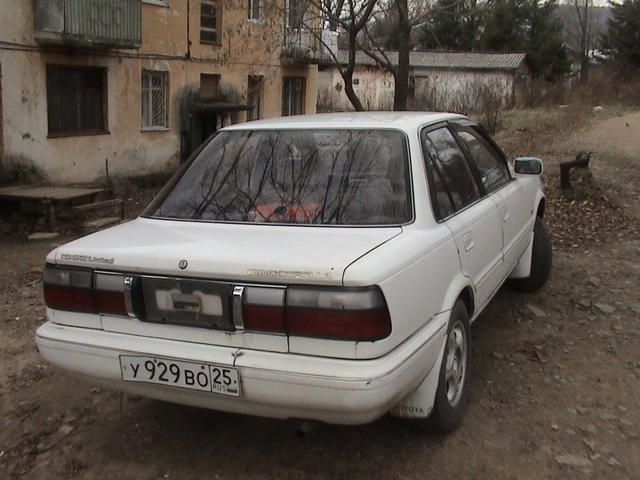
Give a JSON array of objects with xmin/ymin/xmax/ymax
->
[
  {"xmin": 510, "ymin": 217, "xmax": 552, "ymax": 293},
  {"xmin": 429, "ymin": 299, "xmax": 471, "ymax": 433}
]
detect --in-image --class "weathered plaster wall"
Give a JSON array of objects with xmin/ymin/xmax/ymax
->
[
  {"xmin": 318, "ymin": 65, "xmax": 517, "ymax": 112},
  {"xmin": 413, "ymin": 68, "xmax": 515, "ymax": 110},
  {"xmin": 318, "ymin": 67, "xmax": 395, "ymax": 112},
  {"xmin": 0, "ymin": 0, "xmax": 318, "ymax": 184}
]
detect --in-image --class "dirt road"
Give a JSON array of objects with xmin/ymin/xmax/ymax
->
[{"xmin": 1, "ymin": 108, "xmax": 639, "ymax": 479}]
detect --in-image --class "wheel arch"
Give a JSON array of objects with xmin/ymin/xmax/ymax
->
[
  {"xmin": 459, "ymin": 286, "xmax": 475, "ymax": 318},
  {"xmin": 536, "ymin": 197, "xmax": 546, "ymax": 219},
  {"xmin": 441, "ymin": 274, "xmax": 476, "ymax": 320}
]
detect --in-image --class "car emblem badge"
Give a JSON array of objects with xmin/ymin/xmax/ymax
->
[{"xmin": 179, "ymin": 259, "xmax": 188, "ymax": 270}]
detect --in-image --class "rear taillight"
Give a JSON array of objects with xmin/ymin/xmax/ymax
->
[
  {"xmin": 94, "ymin": 272, "xmax": 128, "ymax": 316},
  {"xmin": 285, "ymin": 287, "xmax": 391, "ymax": 341},
  {"xmin": 44, "ymin": 265, "xmax": 129, "ymax": 316},
  {"xmin": 241, "ymin": 286, "xmax": 286, "ymax": 333},
  {"xmin": 236, "ymin": 285, "xmax": 391, "ymax": 341}
]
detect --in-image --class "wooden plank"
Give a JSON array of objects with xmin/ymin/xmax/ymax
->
[
  {"xmin": 72, "ymin": 198, "xmax": 122, "ymax": 212},
  {"xmin": 0, "ymin": 186, "xmax": 105, "ymax": 202}
]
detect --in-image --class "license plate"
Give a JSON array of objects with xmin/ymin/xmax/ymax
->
[{"xmin": 119, "ymin": 355, "xmax": 240, "ymax": 396}]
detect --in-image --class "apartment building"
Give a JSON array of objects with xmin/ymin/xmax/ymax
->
[{"xmin": 0, "ymin": 0, "xmax": 330, "ymax": 184}]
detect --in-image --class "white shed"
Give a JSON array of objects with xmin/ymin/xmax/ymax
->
[{"xmin": 318, "ymin": 51, "xmax": 530, "ymax": 112}]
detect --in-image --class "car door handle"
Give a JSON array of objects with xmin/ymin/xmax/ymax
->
[
  {"xmin": 501, "ymin": 205, "xmax": 510, "ymax": 221},
  {"xmin": 463, "ymin": 232, "xmax": 474, "ymax": 252}
]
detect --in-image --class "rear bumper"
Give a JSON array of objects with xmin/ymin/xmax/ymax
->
[{"xmin": 35, "ymin": 313, "xmax": 447, "ymax": 425}]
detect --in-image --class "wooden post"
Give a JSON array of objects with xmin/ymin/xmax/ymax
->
[
  {"xmin": 560, "ymin": 152, "xmax": 591, "ymax": 190},
  {"xmin": 44, "ymin": 200, "xmax": 56, "ymax": 229}
]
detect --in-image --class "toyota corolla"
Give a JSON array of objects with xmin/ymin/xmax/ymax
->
[{"xmin": 36, "ymin": 112, "xmax": 551, "ymax": 431}]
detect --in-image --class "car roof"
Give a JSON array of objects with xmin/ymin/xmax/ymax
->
[{"xmin": 222, "ymin": 112, "xmax": 468, "ymax": 131}]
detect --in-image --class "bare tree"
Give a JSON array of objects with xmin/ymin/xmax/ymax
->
[
  {"xmin": 293, "ymin": 0, "xmax": 432, "ymax": 111},
  {"xmin": 359, "ymin": 0, "xmax": 433, "ymax": 110},
  {"xmin": 303, "ymin": 0, "xmax": 380, "ymax": 111},
  {"xmin": 571, "ymin": 0, "xmax": 595, "ymax": 81}
]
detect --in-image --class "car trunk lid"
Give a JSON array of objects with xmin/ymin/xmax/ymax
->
[{"xmin": 50, "ymin": 218, "xmax": 401, "ymax": 353}]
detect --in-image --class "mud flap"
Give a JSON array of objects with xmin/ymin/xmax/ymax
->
[
  {"xmin": 509, "ymin": 231, "xmax": 534, "ymax": 279},
  {"xmin": 389, "ymin": 329, "xmax": 448, "ymax": 419}
]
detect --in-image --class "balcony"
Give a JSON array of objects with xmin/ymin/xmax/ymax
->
[
  {"xmin": 281, "ymin": 28, "xmax": 338, "ymax": 66},
  {"xmin": 33, "ymin": 0, "xmax": 142, "ymax": 49}
]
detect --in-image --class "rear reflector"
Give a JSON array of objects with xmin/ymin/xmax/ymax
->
[{"xmin": 243, "ymin": 304, "xmax": 286, "ymax": 333}]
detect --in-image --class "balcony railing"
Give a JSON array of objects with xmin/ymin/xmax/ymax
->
[
  {"xmin": 33, "ymin": 0, "xmax": 142, "ymax": 49},
  {"xmin": 281, "ymin": 28, "xmax": 338, "ymax": 66}
]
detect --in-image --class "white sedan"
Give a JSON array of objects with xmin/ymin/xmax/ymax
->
[{"xmin": 36, "ymin": 112, "xmax": 551, "ymax": 431}]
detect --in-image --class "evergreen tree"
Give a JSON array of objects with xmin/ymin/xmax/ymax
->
[
  {"xmin": 480, "ymin": 0, "xmax": 570, "ymax": 79},
  {"xmin": 480, "ymin": 0, "xmax": 528, "ymax": 52},
  {"xmin": 527, "ymin": 0, "xmax": 571, "ymax": 79},
  {"xmin": 602, "ymin": 0, "xmax": 640, "ymax": 70},
  {"xmin": 419, "ymin": 0, "xmax": 480, "ymax": 50}
]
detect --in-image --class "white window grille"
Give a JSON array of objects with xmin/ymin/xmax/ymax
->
[
  {"xmin": 201, "ymin": 0, "xmax": 218, "ymax": 44},
  {"xmin": 248, "ymin": 0, "xmax": 263, "ymax": 20},
  {"xmin": 141, "ymin": 70, "xmax": 168, "ymax": 129}
]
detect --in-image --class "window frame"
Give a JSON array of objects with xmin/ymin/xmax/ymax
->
[
  {"xmin": 248, "ymin": 0, "xmax": 264, "ymax": 21},
  {"xmin": 200, "ymin": 0, "xmax": 221, "ymax": 45},
  {"xmin": 282, "ymin": 76, "xmax": 306, "ymax": 116},
  {"xmin": 419, "ymin": 122, "xmax": 490, "ymax": 223},
  {"xmin": 286, "ymin": 0, "xmax": 306, "ymax": 29},
  {"xmin": 449, "ymin": 122, "xmax": 513, "ymax": 194},
  {"xmin": 247, "ymin": 75, "xmax": 263, "ymax": 121},
  {"xmin": 141, "ymin": 69, "xmax": 169, "ymax": 131},
  {"xmin": 46, "ymin": 64, "xmax": 109, "ymax": 138}
]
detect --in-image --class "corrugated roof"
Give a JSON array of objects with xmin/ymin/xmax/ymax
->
[{"xmin": 336, "ymin": 50, "xmax": 527, "ymax": 71}]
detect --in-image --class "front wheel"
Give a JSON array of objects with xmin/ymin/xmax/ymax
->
[
  {"xmin": 429, "ymin": 299, "xmax": 471, "ymax": 433},
  {"xmin": 510, "ymin": 217, "xmax": 552, "ymax": 293}
]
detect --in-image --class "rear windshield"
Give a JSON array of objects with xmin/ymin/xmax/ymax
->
[{"xmin": 148, "ymin": 129, "xmax": 412, "ymax": 225}]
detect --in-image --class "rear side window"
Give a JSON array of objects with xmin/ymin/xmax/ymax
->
[
  {"xmin": 421, "ymin": 137, "xmax": 456, "ymax": 220},
  {"xmin": 456, "ymin": 129, "xmax": 510, "ymax": 193},
  {"xmin": 422, "ymin": 127, "xmax": 481, "ymax": 217},
  {"xmin": 149, "ymin": 129, "xmax": 412, "ymax": 225}
]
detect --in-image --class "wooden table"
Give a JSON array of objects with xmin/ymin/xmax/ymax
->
[{"xmin": 0, "ymin": 185, "xmax": 106, "ymax": 228}]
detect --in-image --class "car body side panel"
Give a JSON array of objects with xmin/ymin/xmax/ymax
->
[
  {"xmin": 444, "ymin": 197, "xmax": 504, "ymax": 311},
  {"xmin": 490, "ymin": 177, "xmax": 540, "ymax": 274}
]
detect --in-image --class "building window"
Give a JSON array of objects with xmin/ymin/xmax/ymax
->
[
  {"xmin": 200, "ymin": 73, "xmax": 221, "ymax": 99},
  {"xmin": 282, "ymin": 77, "xmax": 305, "ymax": 116},
  {"xmin": 287, "ymin": 0, "xmax": 305, "ymax": 28},
  {"xmin": 200, "ymin": 0, "xmax": 220, "ymax": 44},
  {"xmin": 46, "ymin": 65, "xmax": 107, "ymax": 137},
  {"xmin": 247, "ymin": 75, "xmax": 263, "ymax": 121},
  {"xmin": 141, "ymin": 70, "xmax": 168, "ymax": 130},
  {"xmin": 248, "ymin": 0, "xmax": 263, "ymax": 20}
]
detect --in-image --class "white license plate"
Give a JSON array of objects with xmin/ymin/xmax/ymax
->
[{"xmin": 119, "ymin": 355, "xmax": 240, "ymax": 396}]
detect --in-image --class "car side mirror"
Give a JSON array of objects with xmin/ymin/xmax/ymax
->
[{"xmin": 514, "ymin": 157, "xmax": 543, "ymax": 175}]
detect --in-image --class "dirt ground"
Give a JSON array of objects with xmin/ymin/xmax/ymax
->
[{"xmin": 1, "ymin": 108, "xmax": 639, "ymax": 480}]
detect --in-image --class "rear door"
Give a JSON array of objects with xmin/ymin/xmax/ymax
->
[
  {"xmin": 421, "ymin": 125, "xmax": 504, "ymax": 311},
  {"xmin": 453, "ymin": 125, "xmax": 534, "ymax": 273}
]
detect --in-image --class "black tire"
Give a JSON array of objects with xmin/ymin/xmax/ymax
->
[
  {"xmin": 509, "ymin": 217, "xmax": 552, "ymax": 293},
  {"xmin": 429, "ymin": 299, "xmax": 472, "ymax": 433}
]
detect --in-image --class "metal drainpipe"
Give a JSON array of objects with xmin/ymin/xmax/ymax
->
[{"xmin": 186, "ymin": 0, "xmax": 191, "ymax": 59}]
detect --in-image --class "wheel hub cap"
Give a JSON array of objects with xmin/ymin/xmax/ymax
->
[{"xmin": 445, "ymin": 321, "xmax": 467, "ymax": 407}]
